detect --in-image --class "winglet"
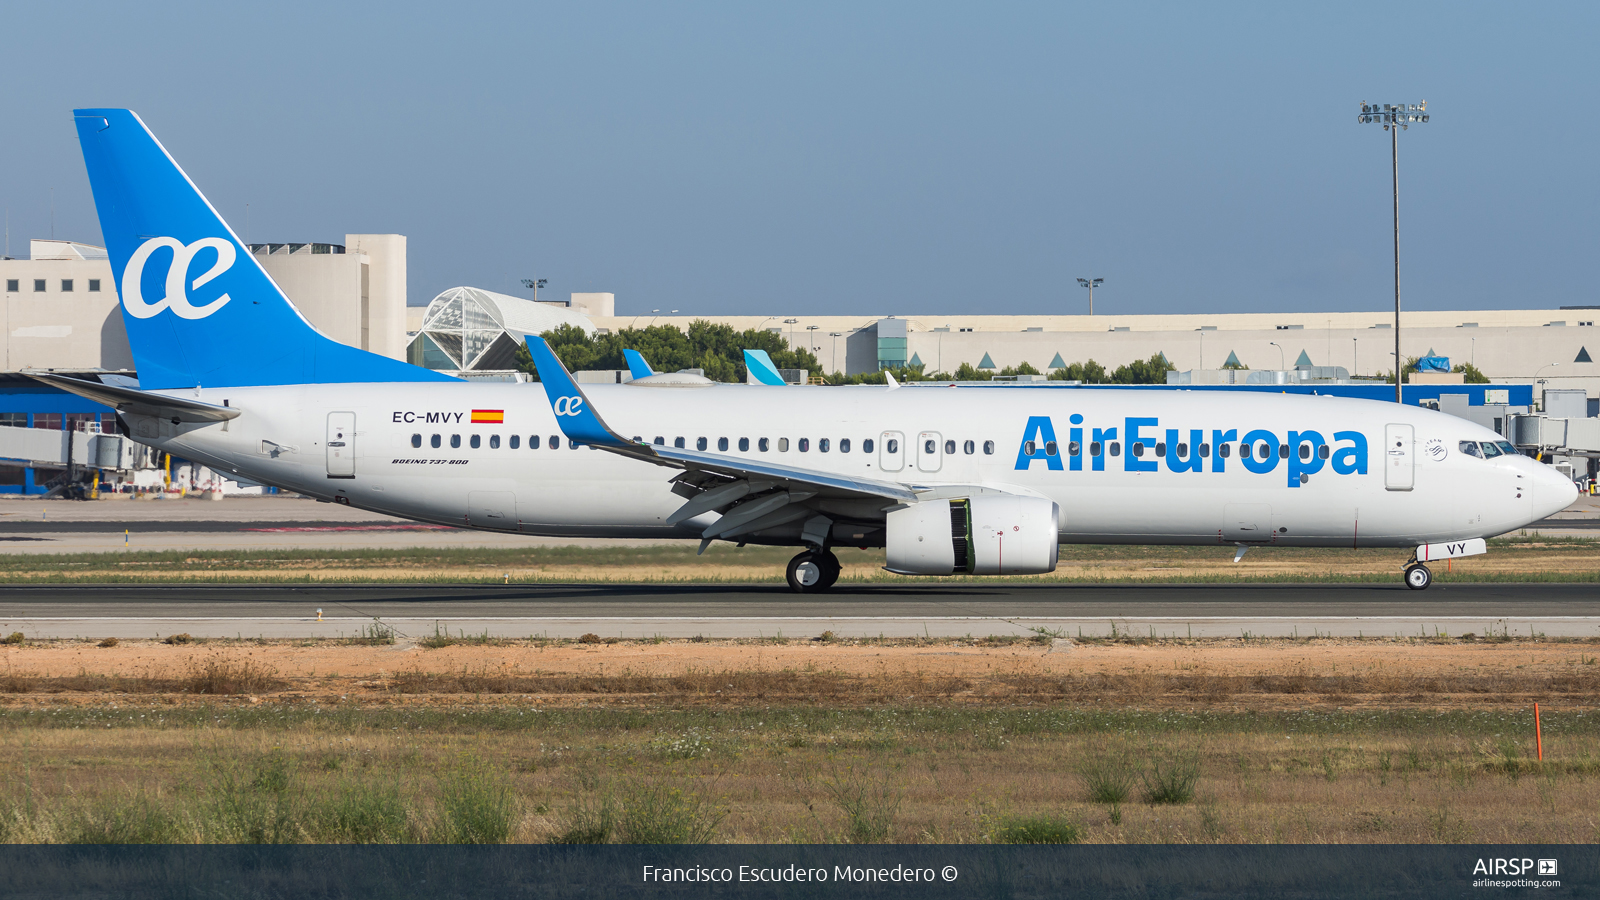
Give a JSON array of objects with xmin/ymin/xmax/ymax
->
[
  {"xmin": 622, "ymin": 349, "xmax": 655, "ymax": 380},
  {"xmin": 885, "ymin": 371, "xmax": 900, "ymax": 390},
  {"xmin": 524, "ymin": 336, "xmax": 632, "ymax": 448},
  {"xmin": 744, "ymin": 349, "xmax": 787, "ymax": 385}
]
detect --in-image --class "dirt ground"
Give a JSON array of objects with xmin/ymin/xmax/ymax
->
[{"xmin": 5, "ymin": 636, "xmax": 1598, "ymax": 711}]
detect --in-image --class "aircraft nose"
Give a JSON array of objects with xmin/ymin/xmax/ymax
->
[{"xmin": 1531, "ymin": 461, "xmax": 1579, "ymax": 519}]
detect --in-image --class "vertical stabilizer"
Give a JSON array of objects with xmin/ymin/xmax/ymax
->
[
  {"xmin": 743, "ymin": 349, "xmax": 787, "ymax": 385},
  {"xmin": 72, "ymin": 109, "xmax": 455, "ymax": 388}
]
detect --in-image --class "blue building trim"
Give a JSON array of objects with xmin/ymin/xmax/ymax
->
[{"xmin": 0, "ymin": 379, "xmax": 119, "ymax": 495}]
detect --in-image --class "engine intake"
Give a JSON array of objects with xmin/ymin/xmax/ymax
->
[{"xmin": 885, "ymin": 495, "xmax": 1059, "ymax": 576}]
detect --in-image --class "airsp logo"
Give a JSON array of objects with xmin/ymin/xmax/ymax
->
[
  {"xmin": 553, "ymin": 396, "xmax": 585, "ymax": 416},
  {"xmin": 121, "ymin": 237, "xmax": 236, "ymax": 320},
  {"xmin": 1423, "ymin": 438, "xmax": 1448, "ymax": 462}
]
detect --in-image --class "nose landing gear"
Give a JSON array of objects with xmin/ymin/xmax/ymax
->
[
  {"xmin": 1404, "ymin": 562, "xmax": 1433, "ymax": 591},
  {"xmin": 786, "ymin": 549, "xmax": 841, "ymax": 593}
]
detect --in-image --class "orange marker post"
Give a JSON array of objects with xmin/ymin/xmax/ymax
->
[{"xmin": 1535, "ymin": 703, "xmax": 1543, "ymax": 762}]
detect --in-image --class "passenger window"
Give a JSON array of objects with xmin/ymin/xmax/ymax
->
[
  {"xmin": 1025, "ymin": 441, "xmax": 1037, "ymax": 456},
  {"xmin": 1298, "ymin": 444, "xmax": 1311, "ymax": 460},
  {"xmin": 944, "ymin": 440, "xmax": 955, "ymax": 455},
  {"xmin": 885, "ymin": 439, "xmax": 897, "ymax": 454},
  {"xmin": 1089, "ymin": 441, "xmax": 1101, "ymax": 456},
  {"xmin": 779, "ymin": 438, "xmax": 790, "ymax": 452},
  {"xmin": 1317, "ymin": 444, "xmax": 1328, "ymax": 459},
  {"xmin": 739, "ymin": 437, "xmax": 750, "ymax": 452},
  {"xmin": 863, "ymin": 439, "xmax": 874, "ymax": 453},
  {"xmin": 1109, "ymin": 441, "xmax": 1121, "ymax": 456},
  {"xmin": 1176, "ymin": 443, "xmax": 1187, "ymax": 457},
  {"xmin": 1067, "ymin": 441, "xmax": 1079, "ymax": 456},
  {"xmin": 717, "ymin": 437, "xmax": 728, "ymax": 451},
  {"xmin": 674, "ymin": 437, "xmax": 685, "ymax": 449},
  {"xmin": 1198, "ymin": 443, "xmax": 1209, "ymax": 457},
  {"xmin": 1155, "ymin": 442, "xmax": 1166, "ymax": 456},
  {"xmin": 840, "ymin": 439, "xmax": 850, "ymax": 453},
  {"xmin": 551, "ymin": 435, "xmax": 561, "ymax": 449},
  {"xmin": 654, "ymin": 436, "xmax": 664, "ymax": 445},
  {"xmin": 799, "ymin": 438, "xmax": 810, "ymax": 452},
  {"xmin": 819, "ymin": 438, "xmax": 830, "ymax": 452},
  {"xmin": 1257, "ymin": 443, "xmax": 1270, "ymax": 460},
  {"xmin": 1459, "ymin": 441, "xmax": 1483, "ymax": 458},
  {"xmin": 470, "ymin": 434, "xmax": 481, "ymax": 449},
  {"xmin": 529, "ymin": 435, "xmax": 540, "ymax": 449},
  {"xmin": 1219, "ymin": 444, "xmax": 1230, "ymax": 458},
  {"xmin": 759, "ymin": 438, "xmax": 770, "ymax": 452},
  {"xmin": 431, "ymin": 434, "xmax": 441, "ymax": 449},
  {"xmin": 1132, "ymin": 442, "xmax": 1144, "ymax": 457},
  {"xmin": 983, "ymin": 440, "xmax": 994, "ymax": 455},
  {"xmin": 697, "ymin": 437, "xmax": 708, "ymax": 451},
  {"xmin": 1278, "ymin": 445, "xmax": 1289, "ymax": 459},
  {"xmin": 1480, "ymin": 441, "xmax": 1502, "ymax": 459},
  {"xmin": 924, "ymin": 439, "xmax": 936, "ymax": 454},
  {"xmin": 1045, "ymin": 441, "xmax": 1058, "ymax": 456},
  {"xmin": 450, "ymin": 434, "xmax": 461, "ymax": 449},
  {"xmin": 411, "ymin": 434, "xmax": 421, "ymax": 448},
  {"xmin": 510, "ymin": 435, "xmax": 520, "ymax": 449},
  {"xmin": 490, "ymin": 434, "xmax": 500, "ymax": 449},
  {"xmin": 964, "ymin": 440, "xmax": 975, "ymax": 455}
]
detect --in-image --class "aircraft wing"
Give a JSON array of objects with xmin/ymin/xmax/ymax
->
[
  {"xmin": 26, "ymin": 372, "xmax": 241, "ymax": 423},
  {"xmin": 525, "ymin": 336, "xmax": 916, "ymax": 547}
]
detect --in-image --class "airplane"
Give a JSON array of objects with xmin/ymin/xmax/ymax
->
[
  {"xmin": 743, "ymin": 349, "xmax": 789, "ymax": 386},
  {"xmin": 37, "ymin": 108, "xmax": 1577, "ymax": 593}
]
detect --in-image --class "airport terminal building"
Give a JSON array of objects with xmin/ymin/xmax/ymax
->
[{"xmin": 1, "ymin": 233, "xmax": 1596, "ymax": 492}]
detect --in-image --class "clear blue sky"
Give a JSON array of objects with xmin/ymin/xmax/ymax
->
[{"xmin": 2, "ymin": 2, "xmax": 1595, "ymax": 316}]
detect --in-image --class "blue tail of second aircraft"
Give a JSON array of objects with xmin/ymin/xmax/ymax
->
[{"xmin": 73, "ymin": 109, "xmax": 455, "ymax": 389}]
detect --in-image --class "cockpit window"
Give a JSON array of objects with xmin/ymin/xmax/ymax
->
[
  {"xmin": 1459, "ymin": 441, "xmax": 1483, "ymax": 459},
  {"xmin": 1494, "ymin": 441, "xmax": 1516, "ymax": 456},
  {"xmin": 1479, "ymin": 441, "xmax": 1502, "ymax": 459}
]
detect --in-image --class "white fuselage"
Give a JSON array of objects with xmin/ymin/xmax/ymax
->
[{"xmin": 129, "ymin": 382, "xmax": 1571, "ymax": 548}]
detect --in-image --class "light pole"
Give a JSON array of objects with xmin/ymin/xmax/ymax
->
[
  {"xmin": 806, "ymin": 324, "xmax": 819, "ymax": 351},
  {"xmin": 1357, "ymin": 100, "xmax": 1429, "ymax": 403},
  {"xmin": 783, "ymin": 318, "xmax": 798, "ymax": 352},
  {"xmin": 1535, "ymin": 363, "xmax": 1561, "ymax": 409},
  {"xmin": 1352, "ymin": 336, "xmax": 1358, "ymax": 377},
  {"xmin": 1076, "ymin": 277, "xmax": 1103, "ymax": 315},
  {"xmin": 829, "ymin": 332, "xmax": 842, "ymax": 373},
  {"xmin": 1268, "ymin": 341, "xmax": 1286, "ymax": 371},
  {"xmin": 521, "ymin": 278, "xmax": 548, "ymax": 303}
]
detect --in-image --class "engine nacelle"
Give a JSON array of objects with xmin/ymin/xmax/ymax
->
[{"xmin": 884, "ymin": 495, "xmax": 1059, "ymax": 576}]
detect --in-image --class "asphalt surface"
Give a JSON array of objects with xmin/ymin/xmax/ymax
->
[{"xmin": 4, "ymin": 582, "xmax": 1596, "ymax": 640}]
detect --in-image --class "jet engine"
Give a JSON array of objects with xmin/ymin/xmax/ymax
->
[{"xmin": 884, "ymin": 495, "xmax": 1059, "ymax": 576}]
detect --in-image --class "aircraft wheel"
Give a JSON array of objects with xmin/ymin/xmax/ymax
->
[
  {"xmin": 817, "ymin": 550, "xmax": 841, "ymax": 589},
  {"xmin": 786, "ymin": 551, "xmax": 831, "ymax": 593},
  {"xmin": 1404, "ymin": 563, "xmax": 1432, "ymax": 591}
]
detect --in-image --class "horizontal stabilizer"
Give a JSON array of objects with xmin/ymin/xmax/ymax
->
[{"xmin": 27, "ymin": 372, "xmax": 239, "ymax": 423}]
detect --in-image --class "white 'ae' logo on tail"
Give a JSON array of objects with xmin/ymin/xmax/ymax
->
[
  {"xmin": 554, "ymin": 396, "xmax": 584, "ymax": 416},
  {"xmin": 121, "ymin": 237, "xmax": 236, "ymax": 319}
]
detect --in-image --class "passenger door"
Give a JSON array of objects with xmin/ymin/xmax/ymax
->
[
  {"xmin": 879, "ymin": 431, "xmax": 905, "ymax": 472},
  {"xmin": 326, "ymin": 412, "xmax": 355, "ymax": 479},
  {"xmin": 1384, "ymin": 423, "xmax": 1414, "ymax": 491},
  {"xmin": 917, "ymin": 431, "xmax": 943, "ymax": 473}
]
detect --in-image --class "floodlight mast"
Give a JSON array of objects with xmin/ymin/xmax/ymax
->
[
  {"xmin": 521, "ymin": 278, "xmax": 548, "ymax": 304},
  {"xmin": 1357, "ymin": 101, "xmax": 1429, "ymax": 403},
  {"xmin": 1076, "ymin": 277, "xmax": 1103, "ymax": 315}
]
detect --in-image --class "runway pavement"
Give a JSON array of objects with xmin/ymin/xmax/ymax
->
[{"xmin": 3, "ymin": 582, "xmax": 1595, "ymax": 640}]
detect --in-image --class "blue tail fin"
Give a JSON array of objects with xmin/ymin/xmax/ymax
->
[
  {"xmin": 622, "ymin": 348, "xmax": 655, "ymax": 380},
  {"xmin": 73, "ymin": 109, "xmax": 455, "ymax": 389},
  {"xmin": 743, "ymin": 349, "xmax": 787, "ymax": 385}
]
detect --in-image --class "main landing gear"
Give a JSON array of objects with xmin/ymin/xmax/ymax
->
[
  {"xmin": 786, "ymin": 549, "xmax": 841, "ymax": 593},
  {"xmin": 1404, "ymin": 562, "xmax": 1433, "ymax": 591}
]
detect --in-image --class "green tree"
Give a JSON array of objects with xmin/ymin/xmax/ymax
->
[
  {"xmin": 513, "ymin": 321, "xmax": 819, "ymax": 383},
  {"xmin": 1452, "ymin": 362, "xmax": 1490, "ymax": 384},
  {"xmin": 1107, "ymin": 353, "xmax": 1177, "ymax": 385}
]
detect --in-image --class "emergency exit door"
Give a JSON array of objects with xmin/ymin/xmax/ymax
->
[
  {"xmin": 327, "ymin": 412, "xmax": 356, "ymax": 478},
  {"xmin": 1384, "ymin": 423, "xmax": 1413, "ymax": 491}
]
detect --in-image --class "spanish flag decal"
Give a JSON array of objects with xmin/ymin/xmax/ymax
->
[{"xmin": 470, "ymin": 409, "xmax": 504, "ymax": 424}]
